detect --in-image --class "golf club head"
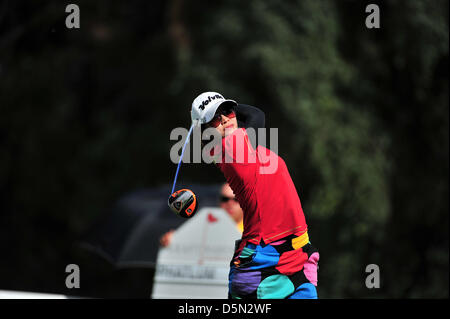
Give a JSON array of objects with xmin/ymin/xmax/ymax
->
[{"xmin": 168, "ymin": 188, "xmax": 198, "ymax": 218}]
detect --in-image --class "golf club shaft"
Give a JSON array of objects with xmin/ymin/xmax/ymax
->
[{"xmin": 170, "ymin": 123, "xmax": 194, "ymax": 195}]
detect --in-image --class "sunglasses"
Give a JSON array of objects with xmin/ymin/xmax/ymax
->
[
  {"xmin": 208, "ymin": 106, "xmax": 236, "ymax": 128},
  {"xmin": 220, "ymin": 195, "xmax": 237, "ymax": 203}
]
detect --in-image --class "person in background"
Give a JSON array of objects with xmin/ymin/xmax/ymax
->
[
  {"xmin": 219, "ymin": 183, "xmax": 244, "ymax": 232},
  {"xmin": 159, "ymin": 182, "xmax": 243, "ymax": 247}
]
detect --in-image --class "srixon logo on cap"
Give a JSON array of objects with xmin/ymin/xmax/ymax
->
[{"xmin": 198, "ymin": 94, "xmax": 223, "ymax": 110}]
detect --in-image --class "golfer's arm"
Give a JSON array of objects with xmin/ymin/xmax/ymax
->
[{"xmin": 236, "ymin": 104, "xmax": 265, "ymax": 130}]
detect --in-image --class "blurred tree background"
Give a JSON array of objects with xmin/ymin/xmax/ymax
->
[{"xmin": 0, "ymin": 0, "xmax": 448, "ymax": 298}]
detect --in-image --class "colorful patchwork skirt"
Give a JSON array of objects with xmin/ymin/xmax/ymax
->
[{"xmin": 228, "ymin": 233, "xmax": 319, "ymax": 299}]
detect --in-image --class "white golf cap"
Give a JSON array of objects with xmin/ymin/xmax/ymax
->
[{"xmin": 191, "ymin": 92, "xmax": 237, "ymax": 126}]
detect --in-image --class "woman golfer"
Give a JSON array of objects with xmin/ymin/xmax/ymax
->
[{"xmin": 191, "ymin": 91, "xmax": 319, "ymax": 299}]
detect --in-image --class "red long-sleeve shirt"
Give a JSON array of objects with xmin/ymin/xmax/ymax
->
[{"xmin": 215, "ymin": 128, "xmax": 308, "ymax": 252}]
